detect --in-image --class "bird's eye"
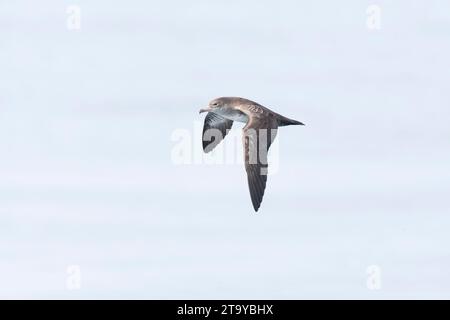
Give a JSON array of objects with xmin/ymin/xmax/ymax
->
[{"xmin": 213, "ymin": 102, "xmax": 218, "ymax": 106}]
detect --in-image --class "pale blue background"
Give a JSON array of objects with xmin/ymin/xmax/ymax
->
[{"xmin": 1, "ymin": 0, "xmax": 450, "ymax": 299}]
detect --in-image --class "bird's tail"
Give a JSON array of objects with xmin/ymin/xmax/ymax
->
[{"xmin": 277, "ymin": 115, "xmax": 304, "ymax": 127}]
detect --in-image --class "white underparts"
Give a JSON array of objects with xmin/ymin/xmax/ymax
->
[{"xmin": 214, "ymin": 109, "xmax": 248, "ymax": 123}]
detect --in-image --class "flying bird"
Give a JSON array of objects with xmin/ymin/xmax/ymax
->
[{"xmin": 199, "ymin": 97, "xmax": 304, "ymax": 212}]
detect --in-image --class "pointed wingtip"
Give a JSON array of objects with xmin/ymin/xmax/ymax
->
[
  {"xmin": 202, "ymin": 144, "xmax": 213, "ymax": 153},
  {"xmin": 252, "ymin": 200, "xmax": 261, "ymax": 212}
]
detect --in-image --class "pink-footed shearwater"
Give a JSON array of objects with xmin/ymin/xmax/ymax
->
[{"xmin": 199, "ymin": 97, "xmax": 304, "ymax": 212}]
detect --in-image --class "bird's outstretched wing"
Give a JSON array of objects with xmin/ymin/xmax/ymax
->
[
  {"xmin": 202, "ymin": 113, "xmax": 233, "ymax": 153},
  {"xmin": 243, "ymin": 115, "xmax": 278, "ymax": 212}
]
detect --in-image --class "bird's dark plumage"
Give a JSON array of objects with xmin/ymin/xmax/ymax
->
[
  {"xmin": 243, "ymin": 116, "xmax": 278, "ymax": 211},
  {"xmin": 199, "ymin": 97, "xmax": 303, "ymax": 212},
  {"xmin": 202, "ymin": 113, "xmax": 233, "ymax": 153}
]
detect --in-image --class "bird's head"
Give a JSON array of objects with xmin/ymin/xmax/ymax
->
[{"xmin": 199, "ymin": 98, "xmax": 228, "ymax": 114}]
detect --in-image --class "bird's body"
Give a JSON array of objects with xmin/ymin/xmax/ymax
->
[
  {"xmin": 199, "ymin": 97, "xmax": 304, "ymax": 212},
  {"xmin": 204, "ymin": 97, "xmax": 302, "ymax": 126}
]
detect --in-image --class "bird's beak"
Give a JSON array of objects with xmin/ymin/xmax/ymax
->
[{"xmin": 199, "ymin": 107, "xmax": 211, "ymax": 114}]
